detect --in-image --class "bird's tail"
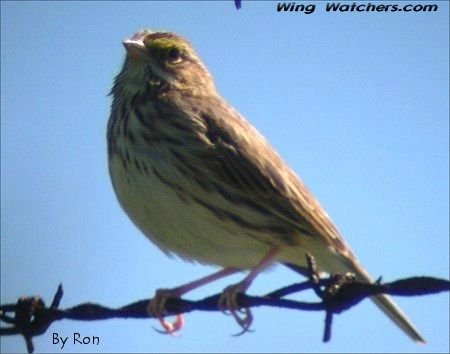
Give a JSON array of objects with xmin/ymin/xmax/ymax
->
[{"xmin": 348, "ymin": 259, "xmax": 426, "ymax": 343}]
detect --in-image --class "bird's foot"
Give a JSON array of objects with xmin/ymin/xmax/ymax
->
[
  {"xmin": 219, "ymin": 282, "xmax": 254, "ymax": 335},
  {"xmin": 147, "ymin": 288, "xmax": 184, "ymax": 335}
]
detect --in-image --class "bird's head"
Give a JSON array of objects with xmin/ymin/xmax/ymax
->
[{"xmin": 113, "ymin": 30, "xmax": 216, "ymax": 97}]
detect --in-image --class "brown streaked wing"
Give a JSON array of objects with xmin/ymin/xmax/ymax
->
[{"xmin": 191, "ymin": 95, "xmax": 352, "ymax": 256}]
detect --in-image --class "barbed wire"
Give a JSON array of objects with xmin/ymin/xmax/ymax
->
[{"xmin": 1, "ymin": 254, "xmax": 449, "ymax": 353}]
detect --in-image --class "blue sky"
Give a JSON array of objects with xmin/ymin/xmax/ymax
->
[{"xmin": 1, "ymin": 1, "xmax": 448, "ymax": 353}]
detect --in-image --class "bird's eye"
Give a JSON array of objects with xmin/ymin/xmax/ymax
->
[{"xmin": 166, "ymin": 47, "xmax": 183, "ymax": 64}]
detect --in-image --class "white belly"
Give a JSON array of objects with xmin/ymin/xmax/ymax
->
[{"xmin": 108, "ymin": 151, "xmax": 275, "ymax": 269}]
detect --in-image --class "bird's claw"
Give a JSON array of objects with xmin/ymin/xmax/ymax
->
[
  {"xmin": 231, "ymin": 307, "xmax": 254, "ymax": 336},
  {"xmin": 152, "ymin": 314, "xmax": 184, "ymax": 335},
  {"xmin": 148, "ymin": 288, "xmax": 184, "ymax": 335}
]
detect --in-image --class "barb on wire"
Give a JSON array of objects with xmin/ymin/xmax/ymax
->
[{"xmin": 1, "ymin": 254, "xmax": 449, "ymax": 353}]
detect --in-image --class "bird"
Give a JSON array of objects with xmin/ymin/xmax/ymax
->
[{"xmin": 107, "ymin": 29, "xmax": 424, "ymax": 341}]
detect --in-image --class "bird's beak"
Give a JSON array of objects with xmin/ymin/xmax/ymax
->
[{"xmin": 123, "ymin": 39, "xmax": 147, "ymax": 60}]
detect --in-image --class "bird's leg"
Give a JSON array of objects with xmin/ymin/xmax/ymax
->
[
  {"xmin": 148, "ymin": 267, "xmax": 240, "ymax": 334},
  {"xmin": 219, "ymin": 247, "xmax": 280, "ymax": 334}
]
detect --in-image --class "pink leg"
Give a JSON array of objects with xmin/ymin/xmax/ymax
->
[
  {"xmin": 148, "ymin": 267, "xmax": 240, "ymax": 334},
  {"xmin": 219, "ymin": 247, "xmax": 280, "ymax": 334}
]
